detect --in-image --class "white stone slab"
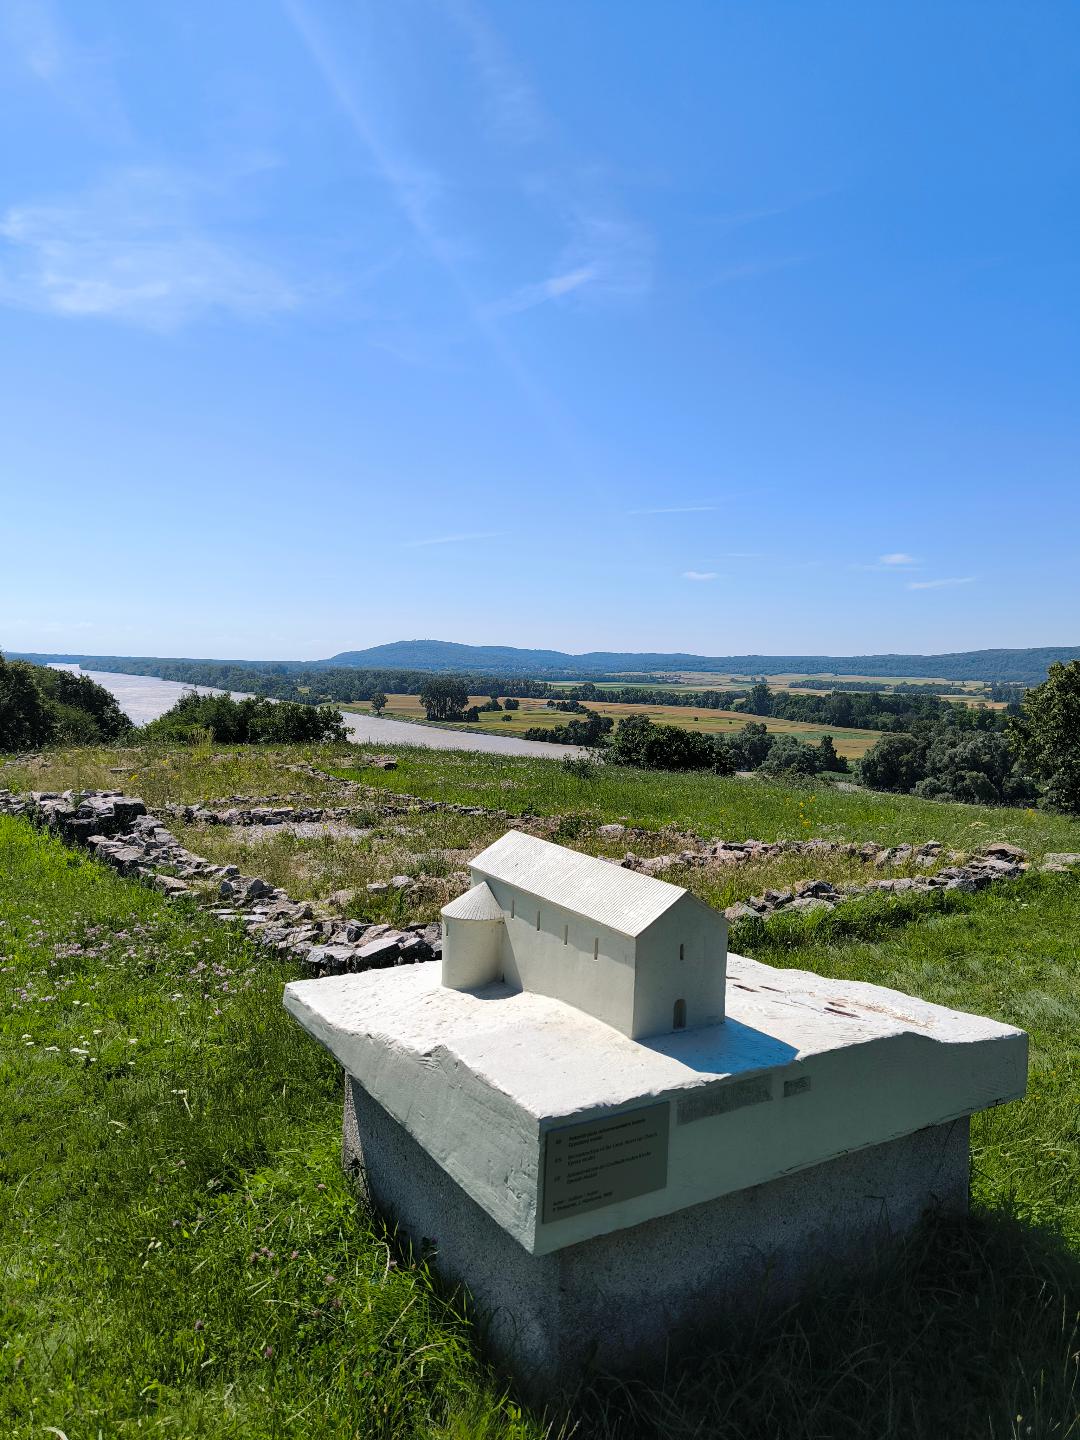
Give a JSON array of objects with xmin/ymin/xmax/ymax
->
[{"xmin": 283, "ymin": 954, "xmax": 1027, "ymax": 1256}]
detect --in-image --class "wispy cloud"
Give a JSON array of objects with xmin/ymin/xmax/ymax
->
[
  {"xmin": 710, "ymin": 255, "xmax": 804, "ymax": 287},
  {"xmin": 851, "ymin": 552, "xmax": 920, "ymax": 572},
  {"xmin": 907, "ymin": 576, "xmax": 976, "ymax": 591},
  {"xmin": 0, "ymin": 168, "xmax": 296, "ymax": 328},
  {"xmin": 683, "ymin": 570, "xmax": 718, "ymax": 582},
  {"xmin": 404, "ymin": 531, "xmax": 502, "ymax": 549},
  {"xmin": 628, "ymin": 504, "xmax": 718, "ymax": 516},
  {"xmin": 488, "ymin": 264, "xmax": 598, "ymax": 317},
  {"xmin": 444, "ymin": 0, "xmax": 545, "ymax": 144}
]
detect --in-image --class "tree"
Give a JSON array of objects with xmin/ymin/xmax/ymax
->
[
  {"xmin": 816, "ymin": 735, "xmax": 848, "ymax": 773},
  {"xmin": 0, "ymin": 655, "xmax": 134, "ymax": 752},
  {"xmin": 0, "ymin": 655, "xmax": 53, "ymax": 751},
  {"xmin": 759, "ymin": 735, "xmax": 821, "ymax": 777},
  {"xmin": 859, "ymin": 733, "xmax": 927, "ymax": 793},
  {"xmin": 370, "ymin": 692, "xmax": 388, "ymax": 716},
  {"xmin": 744, "ymin": 682, "xmax": 773, "ymax": 716},
  {"xmin": 418, "ymin": 675, "xmax": 469, "ymax": 721},
  {"xmin": 1009, "ymin": 660, "xmax": 1080, "ymax": 812},
  {"xmin": 504, "ymin": 698, "xmax": 519, "ymax": 710},
  {"xmin": 144, "ymin": 693, "xmax": 345, "ymax": 745},
  {"xmin": 727, "ymin": 722, "xmax": 774, "ymax": 770}
]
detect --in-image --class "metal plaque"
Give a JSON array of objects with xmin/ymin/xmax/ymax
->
[
  {"xmin": 541, "ymin": 1102, "xmax": 670, "ymax": 1224},
  {"xmin": 676, "ymin": 1076, "xmax": 773, "ymax": 1126}
]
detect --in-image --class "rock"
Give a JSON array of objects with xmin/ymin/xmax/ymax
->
[
  {"xmin": 1042, "ymin": 852, "xmax": 1080, "ymax": 870},
  {"xmin": 242, "ymin": 877, "xmax": 273, "ymax": 902},
  {"xmin": 598, "ymin": 823, "xmax": 626, "ymax": 838},
  {"xmin": 329, "ymin": 888, "xmax": 356, "ymax": 910},
  {"xmin": 389, "ymin": 874, "xmax": 413, "ymax": 890},
  {"xmin": 356, "ymin": 934, "xmax": 402, "ymax": 967},
  {"xmin": 150, "ymin": 875, "xmax": 190, "ymax": 896},
  {"xmin": 366, "ymin": 882, "xmax": 389, "ymax": 895},
  {"xmin": 983, "ymin": 842, "xmax": 1028, "ymax": 861},
  {"xmin": 787, "ymin": 896, "xmax": 834, "ymax": 913},
  {"xmin": 724, "ymin": 902, "xmax": 761, "ymax": 924}
]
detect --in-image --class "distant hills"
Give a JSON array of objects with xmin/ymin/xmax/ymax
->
[
  {"xmin": 323, "ymin": 640, "xmax": 1079, "ymax": 684},
  {"xmin": 14, "ymin": 640, "xmax": 1080, "ymax": 685}
]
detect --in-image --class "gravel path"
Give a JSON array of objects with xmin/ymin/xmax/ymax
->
[{"xmin": 57, "ymin": 666, "xmax": 588, "ymax": 760}]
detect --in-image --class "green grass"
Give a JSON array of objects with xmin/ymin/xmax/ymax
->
[
  {"xmin": 335, "ymin": 747, "xmax": 1080, "ymax": 858},
  {"xmin": 3, "ymin": 752, "xmax": 1080, "ymax": 1437},
  {"xmin": 0, "ymin": 817, "xmax": 525, "ymax": 1439}
]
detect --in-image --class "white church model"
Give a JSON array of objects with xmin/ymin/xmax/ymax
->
[
  {"xmin": 441, "ymin": 830, "xmax": 727, "ymax": 1039},
  {"xmin": 284, "ymin": 830, "xmax": 1027, "ymax": 1392}
]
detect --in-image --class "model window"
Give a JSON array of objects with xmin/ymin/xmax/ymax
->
[{"xmin": 673, "ymin": 998, "xmax": 687, "ymax": 1030}]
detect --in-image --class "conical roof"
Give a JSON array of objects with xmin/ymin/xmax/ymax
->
[{"xmin": 442, "ymin": 880, "xmax": 505, "ymax": 923}]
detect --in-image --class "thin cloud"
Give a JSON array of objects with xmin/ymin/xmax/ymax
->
[
  {"xmin": 683, "ymin": 571, "xmax": 718, "ymax": 582},
  {"xmin": 851, "ymin": 552, "xmax": 920, "ymax": 572},
  {"xmin": 0, "ymin": 168, "xmax": 296, "ymax": 329},
  {"xmin": 628, "ymin": 505, "xmax": 719, "ymax": 516},
  {"xmin": 404, "ymin": 531, "xmax": 502, "ymax": 549},
  {"xmin": 444, "ymin": 0, "xmax": 546, "ymax": 144},
  {"xmin": 907, "ymin": 576, "xmax": 976, "ymax": 591},
  {"xmin": 488, "ymin": 265, "xmax": 598, "ymax": 317}
]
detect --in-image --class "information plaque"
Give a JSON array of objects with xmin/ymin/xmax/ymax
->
[{"xmin": 541, "ymin": 1102, "xmax": 670, "ymax": 1224}]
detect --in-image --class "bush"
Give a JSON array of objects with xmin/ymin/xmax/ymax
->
[
  {"xmin": 143, "ymin": 692, "xmax": 346, "ymax": 745},
  {"xmin": 758, "ymin": 735, "xmax": 822, "ymax": 777},
  {"xmin": 607, "ymin": 715, "xmax": 735, "ymax": 773}
]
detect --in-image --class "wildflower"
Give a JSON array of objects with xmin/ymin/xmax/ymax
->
[
  {"xmin": 194, "ymin": 1320, "xmax": 204, "ymax": 1332},
  {"xmin": 262, "ymin": 1345, "xmax": 274, "ymax": 1360}
]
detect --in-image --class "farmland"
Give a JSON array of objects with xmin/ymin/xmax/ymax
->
[{"xmin": 344, "ymin": 693, "xmax": 883, "ymax": 759}]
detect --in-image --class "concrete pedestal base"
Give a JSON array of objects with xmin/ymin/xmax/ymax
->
[{"xmin": 344, "ymin": 1076, "xmax": 969, "ymax": 1395}]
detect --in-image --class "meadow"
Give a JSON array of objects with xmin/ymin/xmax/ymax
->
[
  {"xmin": 346, "ymin": 694, "xmax": 888, "ymax": 759},
  {"xmin": 2, "ymin": 741, "xmax": 1079, "ymax": 1436}
]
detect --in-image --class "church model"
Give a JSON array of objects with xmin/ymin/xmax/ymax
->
[
  {"xmin": 440, "ymin": 830, "xmax": 728, "ymax": 1039},
  {"xmin": 284, "ymin": 829, "xmax": 1027, "ymax": 1392}
]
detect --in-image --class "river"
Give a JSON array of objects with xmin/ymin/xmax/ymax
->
[{"xmin": 54, "ymin": 667, "xmax": 587, "ymax": 760}]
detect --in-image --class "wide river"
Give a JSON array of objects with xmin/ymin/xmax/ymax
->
[{"xmin": 56, "ymin": 667, "xmax": 588, "ymax": 760}]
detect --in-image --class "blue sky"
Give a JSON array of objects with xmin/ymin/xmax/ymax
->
[{"xmin": 1, "ymin": 1, "xmax": 1077, "ymax": 660}]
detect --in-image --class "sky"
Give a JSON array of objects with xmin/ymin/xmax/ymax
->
[{"xmin": 1, "ymin": 1, "xmax": 1078, "ymax": 661}]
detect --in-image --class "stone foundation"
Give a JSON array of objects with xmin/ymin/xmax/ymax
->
[{"xmin": 343, "ymin": 1078, "xmax": 969, "ymax": 1397}]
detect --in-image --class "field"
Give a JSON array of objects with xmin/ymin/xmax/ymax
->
[
  {"xmin": 2, "ymin": 741, "xmax": 1079, "ymax": 1437},
  {"xmin": 346, "ymin": 694, "xmax": 884, "ymax": 758}
]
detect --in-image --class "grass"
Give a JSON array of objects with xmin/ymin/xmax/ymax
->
[
  {"xmin": 2, "ymin": 812, "xmax": 1078, "ymax": 1437},
  {"xmin": 336, "ymin": 746, "xmax": 1080, "ymax": 858},
  {"xmin": 0, "ymin": 816, "xmax": 525, "ymax": 1439}
]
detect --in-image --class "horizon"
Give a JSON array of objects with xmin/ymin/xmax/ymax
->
[{"xmin": 3, "ymin": 3, "xmax": 1078, "ymax": 657}]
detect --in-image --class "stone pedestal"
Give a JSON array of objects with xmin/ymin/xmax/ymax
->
[
  {"xmin": 344, "ymin": 1077, "xmax": 969, "ymax": 1394},
  {"xmin": 285, "ymin": 940, "xmax": 1025, "ymax": 1396}
]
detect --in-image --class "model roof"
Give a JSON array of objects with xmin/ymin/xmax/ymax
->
[
  {"xmin": 468, "ymin": 830, "xmax": 704, "ymax": 939},
  {"xmin": 442, "ymin": 880, "xmax": 505, "ymax": 922}
]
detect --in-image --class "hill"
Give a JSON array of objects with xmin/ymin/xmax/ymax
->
[
  {"xmin": 323, "ymin": 640, "xmax": 1079, "ymax": 684},
  {"xmin": 11, "ymin": 641, "xmax": 1079, "ymax": 685}
]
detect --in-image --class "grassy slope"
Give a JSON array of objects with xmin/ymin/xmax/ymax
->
[
  {"xmin": 0, "ymin": 818, "xmax": 520, "ymax": 1440},
  {"xmin": 338, "ymin": 746, "xmax": 1080, "ymax": 857},
  {"xmin": 2, "ymin": 746, "xmax": 1080, "ymax": 1435}
]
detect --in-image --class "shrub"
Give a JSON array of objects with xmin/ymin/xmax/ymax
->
[{"xmin": 143, "ymin": 692, "xmax": 345, "ymax": 745}]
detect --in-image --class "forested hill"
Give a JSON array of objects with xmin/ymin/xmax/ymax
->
[
  {"xmin": 325, "ymin": 641, "xmax": 1078, "ymax": 684},
  {"xmin": 11, "ymin": 642, "xmax": 1080, "ymax": 685}
]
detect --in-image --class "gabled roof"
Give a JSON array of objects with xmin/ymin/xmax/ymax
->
[
  {"xmin": 442, "ymin": 880, "xmax": 504, "ymax": 922},
  {"xmin": 469, "ymin": 830, "xmax": 702, "ymax": 939}
]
